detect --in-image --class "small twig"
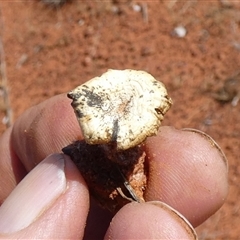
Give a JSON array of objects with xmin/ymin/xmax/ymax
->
[
  {"xmin": 0, "ymin": 8, "xmax": 12, "ymax": 128},
  {"xmin": 117, "ymin": 166, "xmax": 140, "ymax": 202},
  {"xmin": 116, "ymin": 187, "xmax": 135, "ymax": 202},
  {"xmin": 141, "ymin": 3, "xmax": 148, "ymax": 24}
]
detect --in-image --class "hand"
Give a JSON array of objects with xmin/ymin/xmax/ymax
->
[{"xmin": 0, "ymin": 94, "xmax": 228, "ymax": 239}]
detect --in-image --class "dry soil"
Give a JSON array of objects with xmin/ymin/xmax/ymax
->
[{"xmin": 0, "ymin": 1, "xmax": 240, "ymax": 239}]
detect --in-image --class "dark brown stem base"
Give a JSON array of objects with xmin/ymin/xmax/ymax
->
[{"xmin": 62, "ymin": 140, "xmax": 147, "ymax": 213}]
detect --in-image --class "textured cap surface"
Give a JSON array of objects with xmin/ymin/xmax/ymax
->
[{"xmin": 68, "ymin": 69, "xmax": 172, "ymax": 150}]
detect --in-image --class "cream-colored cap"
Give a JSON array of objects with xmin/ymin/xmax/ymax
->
[{"xmin": 68, "ymin": 69, "xmax": 172, "ymax": 150}]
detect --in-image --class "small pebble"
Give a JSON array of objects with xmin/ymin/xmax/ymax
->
[
  {"xmin": 132, "ymin": 4, "xmax": 141, "ymax": 12},
  {"xmin": 173, "ymin": 25, "xmax": 187, "ymax": 38}
]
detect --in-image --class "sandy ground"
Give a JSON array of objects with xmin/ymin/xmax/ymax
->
[{"xmin": 0, "ymin": 0, "xmax": 240, "ymax": 239}]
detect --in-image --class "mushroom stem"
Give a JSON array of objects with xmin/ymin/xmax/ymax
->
[{"xmin": 101, "ymin": 143, "xmax": 142, "ymax": 202}]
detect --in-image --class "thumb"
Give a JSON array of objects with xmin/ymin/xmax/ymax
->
[{"xmin": 0, "ymin": 154, "xmax": 89, "ymax": 239}]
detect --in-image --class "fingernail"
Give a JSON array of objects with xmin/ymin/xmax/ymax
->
[
  {"xmin": 0, "ymin": 154, "xmax": 67, "ymax": 233},
  {"xmin": 147, "ymin": 201, "xmax": 198, "ymax": 240},
  {"xmin": 182, "ymin": 128, "xmax": 228, "ymax": 168}
]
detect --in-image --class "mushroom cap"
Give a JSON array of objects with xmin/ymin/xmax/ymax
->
[{"xmin": 68, "ymin": 69, "xmax": 172, "ymax": 150}]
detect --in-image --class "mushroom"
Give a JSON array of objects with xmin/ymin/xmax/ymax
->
[
  {"xmin": 67, "ymin": 69, "xmax": 172, "ymax": 151},
  {"xmin": 63, "ymin": 69, "xmax": 172, "ymax": 212}
]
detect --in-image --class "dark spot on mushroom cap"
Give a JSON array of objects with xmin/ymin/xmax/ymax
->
[
  {"xmin": 155, "ymin": 108, "xmax": 164, "ymax": 115},
  {"xmin": 67, "ymin": 92, "xmax": 81, "ymax": 101},
  {"xmin": 111, "ymin": 119, "xmax": 119, "ymax": 142},
  {"xmin": 82, "ymin": 89, "xmax": 103, "ymax": 108},
  {"xmin": 75, "ymin": 109, "xmax": 84, "ymax": 118}
]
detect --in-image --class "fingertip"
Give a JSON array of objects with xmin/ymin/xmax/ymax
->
[
  {"xmin": 0, "ymin": 153, "xmax": 89, "ymax": 239},
  {"xmin": 145, "ymin": 126, "xmax": 228, "ymax": 226},
  {"xmin": 31, "ymin": 153, "xmax": 90, "ymax": 239},
  {"xmin": 105, "ymin": 201, "xmax": 197, "ymax": 240}
]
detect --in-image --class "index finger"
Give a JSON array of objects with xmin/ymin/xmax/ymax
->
[
  {"xmin": 11, "ymin": 94, "xmax": 83, "ymax": 170},
  {"xmin": 0, "ymin": 94, "xmax": 82, "ymax": 201}
]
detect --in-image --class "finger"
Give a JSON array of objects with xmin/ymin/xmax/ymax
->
[
  {"xmin": 0, "ymin": 154, "xmax": 89, "ymax": 239},
  {"xmin": 104, "ymin": 201, "xmax": 197, "ymax": 240},
  {"xmin": 11, "ymin": 94, "xmax": 82, "ymax": 171},
  {"xmin": 0, "ymin": 127, "xmax": 27, "ymax": 202},
  {"xmin": 0, "ymin": 94, "xmax": 80, "ymax": 201},
  {"xmin": 145, "ymin": 127, "xmax": 228, "ymax": 227}
]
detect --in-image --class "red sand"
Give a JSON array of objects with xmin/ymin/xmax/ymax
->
[{"xmin": 0, "ymin": 1, "xmax": 240, "ymax": 238}]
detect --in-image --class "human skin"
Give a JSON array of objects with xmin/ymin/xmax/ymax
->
[{"xmin": 0, "ymin": 94, "xmax": 228, "ymax": 239}]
